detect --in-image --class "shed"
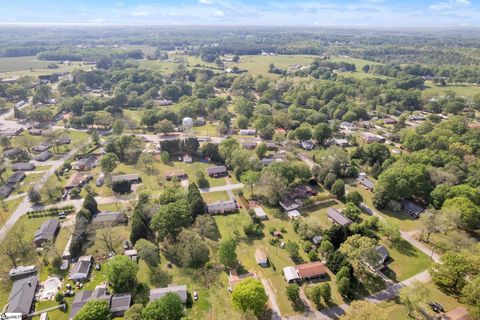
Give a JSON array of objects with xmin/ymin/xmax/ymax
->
[
  {"xmin": 255, "ymin": 247, "xmax": 268, "ymax": 267},
  {"xmin": 283, "ymin": 266, "xmax": 300, "ymax": 283},
  {"xmin": 253, "ymin": 207, "xmax": 268, "ymax": 220},
  {"xmin": 125, "ymin": 249, "xmax": 138, "ymax": 262},
  {"xmin": 356, "ymin": 174, "xmax": 375, "ymax": 191},
  {"xmin": 287, "ymin": 210, "xmax": 301, "ymax": 220}
]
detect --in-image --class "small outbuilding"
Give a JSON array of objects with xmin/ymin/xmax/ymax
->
[{"xmin": 255, "ymin": 247, "xmax": 268, "ymax": 267}]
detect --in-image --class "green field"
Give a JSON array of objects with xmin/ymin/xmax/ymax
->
[
  {"xmin": 0, "ymin": 56, "xmax": 90, "ymax": 77},
  {"xmin": 423, "ymin": 80, "xmax": 480, "ymax": 97}
]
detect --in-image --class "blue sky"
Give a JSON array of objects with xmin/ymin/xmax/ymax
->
[{"xmin": 0, "ymin": 0, "xmax": 479, "ymax": 26}]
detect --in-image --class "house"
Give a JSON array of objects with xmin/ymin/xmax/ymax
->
[
  {"xmin": 125, "ymin": 249, "xmax": 138, "ymax": 262},
  {"xmin": 206, "ymin": 165, "xmax": 228, "ymax": 178},
  {"xmin": 290, "ymin": 185, "xmax": 317, "ymax": 199},
  {"xmin": 401, "ymin": 200, "xmax": 425, "ymax": 218},
  {"xmin": 92, "ymin": 211, "xmax": 127, "ymax": 227},
  {"xmin": 327, "ymin": 208, "xmax": 352, "ymax": 226},
  {"xmin": 442, "ymin": 307, "xmax": 473, "ymax": 320},
  {"xmin": 0, "ymin": 184, "xmax": 13, "ymax": 199},
  {"xmin": 65, "ymin": 172, "xmax": 92, "ymax": 190},
  {"xmin": 73, "ymin": 156, "xmax": 98, "ymax": 171},
  {"xmin": 410, "ymin": 115, "xmax": 426, "ymax": 121},
  {"xmin": 287, "ymin": 210, "xmax": 301, "ymax": 220},
  {"xmin": 183, "ymin": 155, "xmax": 193, "ymax": 163},
  {"xmin": 296, "ymin": 261, "xmax": 327, "ymax": 281},
  {"xmin": 207, "ymin": 200, "xmax": 237, "ymax": 214},
  {"xmin": 58, "ymin": 136, "xmax": 72, "ymax": 145},
  {"xmin": 261, "ymin": 158, "xmax": 278, "ymax": 166},
  {"xmin": 253, "ymin": 207, "xmax": 268, "ymax": 220},
  {"xmin": 384, "ymin": 117, "xmax": 397, "ymax": 125},
  {"xmin": 34, "ymin": 219, "xmax": 60, "ymax": 247},
  {"xmin": 164, "ymin": 170, "xmax": 187, "ymax": 181},
  {"xmin": 12, "ymin": 162, "xmax": 35, "ymax": 171},
  {"xmin": 32, "ymin": 141, "xmax": 52, "ymax": 153},
  {"xmin": 339, "ymin": 121, "xmax": 357, "ymax": 131},
  {"xmin": 35, "ymin": 150, "xmax": 53, "ymax": 161},
  {"xmin": 228, "ymin": 271, "xmax": 254, "ymax": 290},
  {"xmin": 149, "ymin": 285, "xmax": 188, "ymax": 303},
  {"xmin": 6, "ymin": 276, "xmax": 38, "ymax": 317},
  {"xmin": 69, "ymin": 255, "xmax": 93, "ymax": 281},
  {"xmin": 3, "ymin": 148, "xmax": 22, "ymax": 159},
  {"xmin": 9, "ymin": 265, "xmax": 38, "ymax": 280},
  {"xmin": 28, "ymin": 128, "xmax": 43, "ymax": 136},
  {"xmin": 0, "ymin": 127, "xmax": 24, "ymax": 137},
  {"xmin": 265, "ymin": 142, "xmax": 278, "ymax": 151},
  {"xmin": 283, "ymin": 266, "xmax": 300, "ymax": 283},
  {"xmin": 111, "ymin": 174, "xmax": 141, "ymax": 184},
  {"xmin": 279, "ymin": 197, "xmax": 300, "ymax": 211},
  {"xmin": 362, "ymin": 132, "xmax": 385, "ymax": 144},
  {"xmin": 255, "ymin": 247, "xmax": 268, "ymax": 267},
  {"xmin": 333, "ymin": 138, "xmax": 349, "ymax": 147},
  {"xmin": 7, "ymin": 171, "xmax": 26, "ymax": 184},
  {"xmin": 375, "ymin": 245, "xmax": 389, "ymax": 266},
  {"xmin": 242, "ymin": 142, "xmax": 257, "ymax": 150},
  {"xmin": 300, "ymin": 140, "xmax": 314, "ymax": 150},
  {"xmin": 69, "ymin": 285, "xmax": 131, "ymax": 320},
  {"xmin": 312, "ymin": 235, "xmax": 323, "ymax": 246},
  {"xmin": 239, "ymin": 129, "xmax": 256, "ymax": 135},
  {"xmin": 357, "ymin": 174, "xmax": 375, "ymax": 191}
]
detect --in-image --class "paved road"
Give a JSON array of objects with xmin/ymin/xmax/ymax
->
[
  {"xmin": 0, "ymin": 146, "xmax": 80, "ymax": 242},
  {"xmin": 199, "ymin": 183, "xmax": 244, "ymax": 194}
]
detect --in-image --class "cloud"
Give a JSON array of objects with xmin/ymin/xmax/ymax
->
[
  {"xmin": 211, "ymin": 9, "xmax": 224, "ymax": 17},
  {"xmin": 199, "ymin": 0, "xmax": 214, "ymax": 4},
  {"xmin": 430, "ymin": 0, "xmax": 471, "ymax": 10},
  {"xmin": 132, "ymin": 11, "xmax": 148, "ymax": 16}
]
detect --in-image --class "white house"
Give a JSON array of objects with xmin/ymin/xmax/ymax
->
[
  {"xmin": 287, "ymin": 210, "xmax": 301, "ymax": 220},
  {"xmin": 207, "ymin": 200, "xmax": 237, "ymax": 214},
  {"xmin": 253, "ymin": 207, "xmax": 268, "ymax": 220},
  {"xmin": 68, "ymin": 255, "xmax": 92, "ymax": 281}
]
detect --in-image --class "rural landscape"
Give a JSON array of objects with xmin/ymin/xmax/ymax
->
[{"xmin": 0, "ymin": 5, "xmax": 480, "ymax": 320}]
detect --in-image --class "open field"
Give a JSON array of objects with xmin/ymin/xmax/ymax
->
[
  {"xmin": 0, "ymin": 56, "xmax": 91, "ymax": 77},
  {"xmin": 423, "ymin": 80, "xmax": 480, "ymax": 97}
]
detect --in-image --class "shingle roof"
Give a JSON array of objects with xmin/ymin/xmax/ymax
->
[
  {"xmin": 150, "ymin": 285, "xmax": 187, "ymax": 303},
  {"xmin": 12, "ymin": 162, "xmax": 35, "ymax": 171},
  {"xmin": 34, "ymin": 219, "xmax": 60, "ymax": 245},
  {"xmin": 111, "ymin": 174, "xmax": 140, "ymax": 183},
  {"xmin": 296, "ymin": 261, "xmax": 327, "ymax": 278},
  {"xmin": 7, "ymin": 276, "xmax": 38, "ymax": 316},
  {"xmin": 206, "ymin": 166, "xmax": 227, "ymax": 175},
  {"xmin": 327, "ymin": 208, "xmax": 352, "ymax": 226}
]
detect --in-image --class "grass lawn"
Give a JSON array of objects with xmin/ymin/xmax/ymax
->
[
  {"xmin": 202, "ymin": 191, "xmax": 230, "ymax": 203},
  {"xmin": 380, "ymin": 238, "xmax": 432, "ymax": 282},
  {"xmin": 0, "ymin": 56, "xmax": 90, "ymax": 78},
  {"xmin": 15, "ymin": 172, "xmax": 44, "ymax": 195},
  {"xmin": 423, "ymin": 80, "xmax": 480, "ymax": 98},
  {"xmin": 0, "ymin": 197, "xmax": 23, "ymax": 226}
]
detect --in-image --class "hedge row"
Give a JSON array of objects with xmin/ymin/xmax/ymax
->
[{"xmin": 26, "ymin": 205, "xmax": 75, "ymax": 216}]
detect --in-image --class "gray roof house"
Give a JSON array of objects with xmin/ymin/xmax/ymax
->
[
  {"xmin": 32, "ymin": 141, "xmax": 52, "ymax": 153},
  {"xmin": 401, "ymin": 200, "xmax": 425, "ymax": 218},
  {"xmin": 206, "ymin": 165, "xmax": 228, "ymax": 177},
  {"xmin": 3, "ymin": 148, "xmax": 22, "ymax": 159},
  {"xmin": 7, "ymin": 275, "xmax": 38, "ymax": 316},
  {"xmin": 12, "ymin": 162, "xmax": 35, "ymax": 171},
  {"xmin": 0, "ymin": 184, "xmax": 13, "ymax": 199},
  {"xmin": 149, "ymin": 285, "xmax": 188, "ymax": 303},
  {"xmin": 111, "ymin": 174, "xmax": 141, "ymax": 184},
  {"xmin": 35, "ymin": 150, "xmax": 53, "ymax": 162},
  {"xmin": 327, "ymin": 208, "xmax": 353, "ymax": 226},
  {"xmin": 357, "ymin": 174, "xmax": 375, "ymax": 191},
  {"xmin": 34, "ymin": 219, "xmax": 60, "ymax": 247},
  {"xmin": 92, "ymin": 211, "xmax": 128, "ymax": 227},
  {"xmin": 7, "ymin": 171, "xmax": 26, "ymax": 184},
  {"xmin": 69, "ymin": 255, "xmax": 92, "ymax": 281}
]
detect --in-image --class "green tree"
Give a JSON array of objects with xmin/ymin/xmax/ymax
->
[
  {"xmin": 142, "ymin": 292, "xmax": 184, "ymax": 320},
  {"xmin": 187, "ymin": 183, "xmax": 206, "ymax": 219},
  {"xmin": 345, "ymin": 191, "xmax": 363, "ymax": 206},
  {"xmin": 154, "ymin": 119, "xmax": 175, "ymax": 134},
  {"xmin": 218, "ymin": 238, "xmax": 237, "ymax": 269},
  {"xmin": 442, "ymin": 196, "xmax": 480, "ymax": 230},
  {"xmin": 319, "ymin": 282, "xmax": 331, "ymax": 303},
  {"xmin": 124, "ymin": 304, "xmax": 143, "ymax": 320},
  {"xmin": 151, "ymin": 200, "xmax": 191, "ymax": 241},
  {"xmin": 112, "ymin": 119, "xmax": 124, "ymax": 135},
  {"xmin": 255, "ymin": 143, "xmax": 267, "ymax": 159},
  {"xmin": 430, "ymin": 251, "xmax": 475, "ymax": 292},
  {"xmin": 379, "ymin": 221, "xmax": 401, "ymax": 242},
  {"xmin": 100, "ymin": 153, "xmax": 118, "ymax": 175},
  {"xmin": 28, "ymin": 187, "xmax": 41, "ymax": 204},
  {"xmin": 313, "ymin": 123, "xmax": 332, "ymax": 145},
  {"xmin": 461, "ymin": 275, "xmax": 480, "ymax": 319},
  {"xmin": 83, "ymin": 193, "xmax": 98, "ymax": 215},
  {"xmin": 240, "ymin": 170, "xmax": 261, "ymax": 195},
  {"xmin": 74, "ymin": 300, "xmax": 111, "ymax": 320},
  {"xmin": 294, "ymin": 125, "xmax": 312, "ymax": 141},
  {"xmin": 336, "ymin": 276, "xmax": 350, "ymax": 297},
  {"xmin": 343, "ymin": 202, "xmax": 361, "ymax": 221},
  {"xmin": 331, "ymin": 179, "xmax": 345, "ymax": 198},
  {"xmin": 286, "ymin": 283, "xmax": 300, "ymax": 303},
  {"xmin": 399, "ymin": 281, "xmax": 431, "ymax": 318},
  {"xmin": 106, "ymin": 255, "xmax": 138, "ymax": 293},
  {"xmin": 232, "ymin": 278, "xmax": 268, "ymax": 316},
  {"xmin": 134, "ymin": 239, "xmax": 160, "ymax": 267}
]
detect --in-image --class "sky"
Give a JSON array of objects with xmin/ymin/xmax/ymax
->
[{"xmin": 0, "ymin": 0, "xmax": 479, "ymax": 27}]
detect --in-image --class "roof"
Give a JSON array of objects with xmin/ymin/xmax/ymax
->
[
  {"xmin": 287, "ymin": 210, "xmax": 301, "ymax": 219},
  {"xmin": 12, "ymin": 162, "xmax": 35, "ymax": 171},
  {"xmin": 443, "ymin": 307, "xmax": 473, "ymax": 320},
  {"xmin": 92, "ymin": 211, "xmax": 127, "ymax": 225},
  {"xmin": 34, "ymin": 219, "xmax": 60, "ymax": 244},
  {"xmin": 35, "ymin": 150, "xmax": 53, "ymax": 161},
  {"xmin": 401, "ymin": 200, "xmax": 425, "ymax": 217},
  {"xmin": 110, "ymin": 293, "xmax": 132, "ymax": 313},
  {"xmin": 253, "ymin": 207, "xmax": 267, "ymax": 218},
  {"xmin": 69, "ymin": 286, "xmax": 131, "ymax": 319},
  {"xmin": 255, "ymin": 247, "xmax": 268, "ymax": 264},
  {"xmin": 3, "ymin": 148, "xmax": 22, "ymax": 158},
  {"xmin": 111, "ymin": 174, "xmax": 140, "ymax": 183},
  {"xmin": 357, "ymin": 175, "xmax": 375, "ymax": 190},
  {"xmin": 296, "ymin": 261, "xmax": 327, "ymax": 278},
  {"xmin": 0, "ymin": 184, "xmax": 13, "ymax": 198},
  {"xmin": 207, "ymin": 200, "xmax": 237, "ymax": 213},
  {"xmin": 65, "ymin": 172, "xmax": 91, "ymax": 189},
  {"xmin": 327, "ymin": 208, "xmax": 352, "ymax": 226},
  {"xmin": 279, "ymin": 197, "xmax": 300, "ymax": 211},
  {"xmin": 149, "ymin": 285, "xmax": 187, "ymax": 303},
  {"xmin": 7, "ymin": 276, "xmax": 38, "ymax": 316},
  {"xmin": 69, "ymin": 257, "xmax": 92, "ymax": 280},
  {"xmin": 283, "ymin": 266, "xmax": 300, "ymax": 282},
  {"xmin": 376, "ymin": 245, "xmax": 389, "ymax": 260},
  {"xmin": 206, "ymin": 165, "xmax": 227, "ymax": 175},
  {"xmin": 7, "ymin": 171, "xmax": 26, "ymax": 184}
]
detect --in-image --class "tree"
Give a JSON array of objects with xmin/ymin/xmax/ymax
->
[
  {"xmin": 345, "ymin": 191, "xmax": 363, "ymax": 206},
  {"xmin": 379, "ymin": 221, "xmax": 401, "ymax": 242},
  {"xmin": 130, "ymin": 199, "xmax": 151, "ymax": 245},
  {"xmin": 28, "ymin": 187, "xmax": 41, "ymax": 204},
  {"xmin": 100, "ymin": 153, "xmax": 118, "ymax": 175},
  {"xmin": 255, "ymin": 143, "xmax": 267, "ymax": 159},
  {"xmin": 232, "ymin": 278, "xmax": 268, "ymax": 316},
  {"xmin": 134, "ymin": 239, "xmax": 160, "ymax": 267},
  {"xmin": 151, "ymin": 200, "xmax": 191, "ymax": 241},
  {"xmin": 319, "ymin": 282, "xmax": 331, "ymax": 302},
  {"xmin": 462, "ymin": 275, "xmax": 480, "ymax": 319},
  {"xmin": 83, "ymin": 193, "xmax": 98, "ymax": 215},
  {"xmin": 430, "ymin": 251, "xmax": 475, "ymax": 292},
  {"xmin": 285, "ymin": 241, "xmax": 301, "ymax": 262},
  {"xmin": 142, "ymin": 292, "xmax": 184, "ymax": 320},
  {"xmin": 286, "ymin": 283, "xmax": 300, "ymax": 304},
  {"xmin": 74, "ymin": 300, "xmax": 111, "ymax": 320},
  {"xmin": 336, "ymin": 276, "xmax": 350, "ymax": 297},
  {"xmin": 319, "ymin": 239, "xmax": 334, "ymax": 257},
  {"xmin": 340, "ymin": 301, "xmax": 387, "ymax": 320},
  {"xmin": 137, "ymin": 153, "xmax": 154, "ymax": 174},
  {"xmin": 313, "ymin": 123, "xmax": 332, "ymax": 145},
  {"xmin": 339, "ymin": 235, "xmax": 379, "ymax": 276},
  {"xmin": 173, "ymin": 229, "xmax": 210, "ymax": 268},
  {"xmin": 442, "ymin": 196, "xmax": 480, "ymax": 230},
  {"xmin": 240, "ymin": 170, "xmax": 261, "ymax": 195},
  {"xmin": 124, "ymin": 304, "xmax": 143, "ymax": 320},
  {"xmin": 399, "ymin": 281, "xmax": 431, "ymax": 318},
  {"xmin": 234, "ymin": 97, "xmax": 254, "ymax": 118},
  {"xmin": 294, "ymin": 125, "xmax": 312, "ymax": 141},
  {"xmin": 55, "ymin": 292, "xmax": 64, "ymax": 303},
  {"xmin": 106, "ymin": 255, "xmax": 138, "ymax": 293},
  {"xmin": 112, "ymin": 180, "xmax": 131, "ymax": 194},
  {"xmin": 194, "ymin": 215, "xmax": 218, "ymax": 240},
  {"xmin": 343, "ymin": 202, "xmax": 361, "ymax": 221},
  {"xmin": 420, "ymin": 210, "xmax": 441, "ymax": 242},
  {"xmin": 187, "ymin": 183, "xmax": 206, "ymax": 219},
  {"xmin": 112, "ymin": 119, "xmax": 124, "ymax": 135},
  {"xmin": 218, "ymin": 238, "xmax": 237, "ymax": 269},
  {"xmin": 154, "ymin": 119, "xmax": 175, "ymax": 134},
  {"xmin": 331, "ymin": 179, "xmax": 345, "ymax": 198}
]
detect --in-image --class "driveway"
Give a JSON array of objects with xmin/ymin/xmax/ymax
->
[
  {"xmin": 199, "ymin": 183, "xmax": 244, "ymax": 194},
  {"xmin": 260, "ymin": 277, "xmax": 282, "ymax": 320}
]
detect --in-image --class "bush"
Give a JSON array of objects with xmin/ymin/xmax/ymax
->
[
  {"xmin": 243, "ymin": 222, "xmax": 263, "ymax": 237},
  {"xmin": 55, "ymin": 292, "xmax": 64, "ymax": 303},
  {"xmin": 112, "ymin": 180, "xmax": 132, "ymax": 194}
]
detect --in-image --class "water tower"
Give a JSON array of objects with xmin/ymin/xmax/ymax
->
[{"xmin": 182, "ymin": 117, "xmax": 194, "ymax": 136}]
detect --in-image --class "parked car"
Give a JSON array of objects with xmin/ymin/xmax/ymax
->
[
  {"xmin": 95, "ymin": 263, "xmax": 101, "ymax": 271},
  {"xmin": 428, "ymin": 302, "xmax": 445, "ymax": 313},
  {"xmin": 193, "ymin": 291, "xmax": 198, "ymax": 301},
  {"xmin": 58, "ymin": 212, "xmax": 67, "ymax": 219}
]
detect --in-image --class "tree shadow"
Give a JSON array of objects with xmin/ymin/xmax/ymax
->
[{"xmin": 390, "ymin": 238, "xmax": 417, "ymax": 257}]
